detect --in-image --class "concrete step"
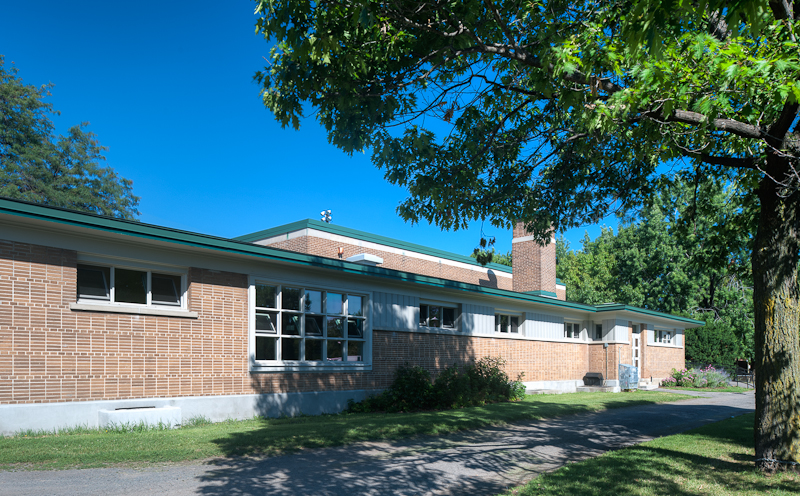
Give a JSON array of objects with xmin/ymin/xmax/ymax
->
[
  {"xmin": 526, "ymin": 389, "xmax": 565, "ymax": 395},
  {"xmin": 576, "ymin": 386, "xmax": 619, "ymax": 393},
  {"xmin": 638, "ymin": 382, "xmax": 660, "ymax": 391}
]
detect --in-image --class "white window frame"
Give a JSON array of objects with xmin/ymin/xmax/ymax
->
[
  {"xmin": 72, "ymin": 257, "xmax": 189, "ymax": 314},
  {"xmin": 564, "ymin": 321, "xmax": 582, "ymax": 340},
  {"xmin": 419, "ymin": 302, "xmax": 459, "ymax": 330},
  {"xmin": 249, "ymin": 279, "xmax": 371, "ymax": 372},
  {"xmin": 594, "ymin": 323, "xmax": 603, "ymax": 341},
  {"xmin": 655, "ymin": 329, "xmax": 673, "ymax": 344},
  {"xmin": 494, "ymin": 312, "xmax": 521, "ymax": 334}
]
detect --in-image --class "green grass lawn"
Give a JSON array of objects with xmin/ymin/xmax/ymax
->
[
  {"xmin": 0, "ymin": 391, "xmax": 688, "ymax": 471},
  {"xmin": 660, "ymin": 386, "xmax": 754, "ymax": 393},
  {"xmin": 501, "ymin": 413, "xmax": 797, "ymax": 496}
]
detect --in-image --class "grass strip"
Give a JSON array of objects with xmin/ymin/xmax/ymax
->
[
  {"xmin": 501, "ymin": 413, "xmax": 797, "ymax": 496},
  {"xmin": 0, "ymin": 391, "xmax": 689, "ymax": 471}
]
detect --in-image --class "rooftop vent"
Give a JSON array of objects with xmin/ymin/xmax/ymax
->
[{"xmin": 346, "ymin": 253, "xmax": 383, "ymax": 266}]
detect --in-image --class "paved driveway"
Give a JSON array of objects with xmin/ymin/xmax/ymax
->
[{"xmin": 0, "ymin": 391, "xmax": 754, "ymax": 496}]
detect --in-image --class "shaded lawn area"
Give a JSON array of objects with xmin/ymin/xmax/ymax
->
[
  {"xmin": 502, "ymin": 413, "xmax": 797, "ymax": 496},
  {"xmin": 0, "ymin": 391, "xmax": 689, "ymax": 471}
]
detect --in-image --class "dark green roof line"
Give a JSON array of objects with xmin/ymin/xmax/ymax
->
[
  {"xmin": 524, "ymin": 290, "xmax": 558, "ymax": 298},
  {"xmin": 593, "ymin": 304, "xmax": 705, "ymax": 325},
  {"xmin": 0, "ymin": 197, "xmax": 697, "ymax": 324},
  {"xmin": 235, "ymin": 218, "xmax": 515, "ymax": 274}
]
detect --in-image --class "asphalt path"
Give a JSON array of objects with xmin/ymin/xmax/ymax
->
[{"xmin": 0, "ymin": 390, "xmax": 755, "ymax": 496}]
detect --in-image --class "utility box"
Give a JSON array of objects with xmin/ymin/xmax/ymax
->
[{"xmin": 619, "ymin": 364, "xmax": 639, "ymax": 390}]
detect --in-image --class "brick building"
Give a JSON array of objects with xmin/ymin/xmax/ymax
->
[{"xmin": 0, "ymin": 198, "xmax": 700, "ymax": 434}]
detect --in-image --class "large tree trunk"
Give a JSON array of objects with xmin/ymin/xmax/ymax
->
[{"xmin": 752, "ymin": 172, "xmax": 800, "ymax": 473}]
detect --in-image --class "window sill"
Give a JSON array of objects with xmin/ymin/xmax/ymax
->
[
  {"xmin": 649, "ymin": 342, "xmax": 681, "ymax": 348},
  {"xmin": 250, "ymin": 362, "xmax": 372, "ymax": 373},
  {"xmin": 70, "ymin": 302, "xmax": 198, "ymax": 319}
]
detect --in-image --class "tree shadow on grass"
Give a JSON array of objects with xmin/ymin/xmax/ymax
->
[{"xmin": 195, "ymin": 400, "xmax": 755, "ymax": 496}]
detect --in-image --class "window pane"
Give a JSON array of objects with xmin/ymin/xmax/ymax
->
[
  {"xmin": 442, "ymin": 307, "xmax": 456, "ymax": 328},
  {"xmin": 595, "ymin": 324, "xmax": 602, "ymax": 340},
  {"xmin": 326, "ymin": 293, "xmax": 344, "ymax": 314},
  {"xmin": 282, "ymin": 287, "xmax": 301, "ymax": 311},
  {"xmin": 327, "ymin": 316, "xmax": 344, "ymax": 338},
  {"xmin": 115, "ymin": 268, "xmax": 147, "ymax": 304},
  {"xmin": 348, "ymin": 295, "xmax": 363, "ymax": 317},
  {"xmin": 77, "ymin": 265, "xmax": 110, "ymax": 300},
  {"xmin": 510, "ymin": 316, "xmax": 519, "ymax": 333},
  {"xmin": 495, "ymin": 314, "xmax": 500, "ymax": 332},
  {"xmin": 304, "ymin": 290, "xmax": 322, "ymax": 313},
  {"xmin": 420, "ymin": 305, "xmax": 429, "ymax": 326},
  {"xmin": 282, "ymin": 338, "xmax": 301, "ymax": 360},
  {"xmin": 347, "ymin": 341, "xmax": 364, "ymax": 361},
  {"xmin": 305, "ymin": 339, "xmax": 323, "ymax": 361},
  {"xmin": 305, "ymin": 315, "xmax": 324, "ymax": 336},
  {"xmin": 256, "ymin": 285, "xmax": 277, "ymax": 309},
  {"xmin": 500, "ymin": 314, "xmax": 509, "ymax": 332},
  {"xmin": 347, "ymin": 318, "xmax": 363, "ymax": 338},
  {"xmin": 256, "ymin": 311, "xmax": 278, "ymax": 333},
  {"xmin": 255, "ymin": 336, "xmax": 277, "ymax": 360},
  {"xmin": 152, "ymin": 273, "xmax": 181, "ymax": 305},
  {"xmin": 428, "ymin": 306, "xmax": 441, "ymax": 328},
  {"xmin": 282, "ymin": 313, "xmax": 301, "ymax": 335},
  {"xmin": 327, "ymin": 340, "xmax": 344, "ymax": 361}
]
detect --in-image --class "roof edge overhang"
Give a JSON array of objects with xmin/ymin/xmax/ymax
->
[{"xmin": 0, "ymin": 197, "xmax": 701, "ymax": 326}]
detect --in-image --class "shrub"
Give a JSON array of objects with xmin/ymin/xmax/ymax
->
[
  {"xmin": 346, "ymin": 357, "xmax": 525, "ymax": 413},
  {"xmin": 660, "ymin": 365, "xmax": 731, "ymax": 389}
]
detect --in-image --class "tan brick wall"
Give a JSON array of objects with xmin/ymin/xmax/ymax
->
[
  {"xmin": 265, "ymin": 236, "xmax": 513, "ymax": 290},
  {"xmin": 1, "ymin": 239, "xmax": 612, "ymax": 406},
  {"xmin": 643, "ymin": 344, "xmax": 684, "ymax": 382}
]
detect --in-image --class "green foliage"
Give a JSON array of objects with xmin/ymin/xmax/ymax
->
[
  {"xmin": 556, "ymin": 176, "xmax": 755, "ymax": 360},
  {"xmin": 0, "ymin": 56, "xmax": 139, "ymax": 219},
  {"xmin": 348, "ymin": 357, "xmax": 525, "ymax": 413},
  {"xmin": 686, "ymin": 317, "xmax": 744, "ymax": 365},
  {"xmin": 469, "ymin": 248, "xmax": 512, "ymax": 267}
]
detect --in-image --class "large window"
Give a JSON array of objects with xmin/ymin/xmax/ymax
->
[
  {"xmin": 564, "ymin": 322, "xmax": 581, "ymax": 339},
  {"xmin": 655, "ymin": 329, "xmax": 673, "ymax": 344},
  {"xmin": 419, "ymin": 303, "xmax": 457, "ymax": 329},
  {"xmin": 77, "ymin": 263, "xmax": 185, "ymax": 308},
  {"xmin": 495, "ymin": 313, "xmax": 520, "ymax": 333},
  {"xmin": 253, "ymin": 283, "xmax": 367, "ymax": 363}
]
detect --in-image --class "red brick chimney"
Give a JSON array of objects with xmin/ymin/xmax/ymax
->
[{"xmin": 512, "ymin": 221, "xmax": 559, "ymax": 299}]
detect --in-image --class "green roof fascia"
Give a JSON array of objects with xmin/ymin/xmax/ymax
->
[
  {"xmin": 0, "ymin": 198, "xmax": 698, "ymax": 325},
  {"xmin": 524, "ymin": 290, "xmax": 558, "ymax": 298},
  {"xmin": 0, "ymin": 198, "xmax": 590, "ymax": 313},
  {"xmin": 235, "ymin": 218, "xmax": 514, "ymax": 274},
  {"xmin": 593, "ymin": 303, "xmax": 705, "ymax": 326},
  {"xmin": 556, "ymin": 278, "xmax": 564, "ymax": 285}
]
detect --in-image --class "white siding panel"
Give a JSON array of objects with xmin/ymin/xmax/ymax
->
[
  {"xmin": 463, "ymin": 304, "xmax": 494, "ymax": 334},
  {"xmin": 373, "ymin": 291, "xmax": 419, "ymax": 331},
  {"xmin": 524, "ymin": 312, "xmax": 564, "ymax": 339}
]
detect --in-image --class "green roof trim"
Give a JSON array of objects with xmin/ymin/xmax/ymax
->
[
  {"xmin": 0, "ymin": 197, "xmax": 700, "ymax": 326},
  {"xmin": 556, "ymin": 278, "xmax": 564, "ymax": 285},
  {"xmin": 235, "ymin": 218, "xmax": 515, "ymax": 274},
  {"xmin": 524, "ymin": 290, "xmax": 558, "ymax": 298},
  {"xmin": 593, "ymin": 304, "xmax": 705, "ymax": 325}
]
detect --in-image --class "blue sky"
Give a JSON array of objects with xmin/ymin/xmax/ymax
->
[{"xmin": 1, "ymin": 1, "xmax": 615, "ymax": 256}]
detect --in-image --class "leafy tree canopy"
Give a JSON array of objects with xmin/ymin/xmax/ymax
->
[
  {"xmin": 254, "ymin": 0, "xmax": 800, "ymax": 470},
  {"xmin": 0, "ymin": 56, "xmax": 140, "ymax": 219}
]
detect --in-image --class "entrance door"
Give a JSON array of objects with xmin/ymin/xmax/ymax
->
[{"xmin": 632, "ymin": 327, "xmax": 641, "ymax": 379}]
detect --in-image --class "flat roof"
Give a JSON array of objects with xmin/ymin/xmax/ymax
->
[
  {"xmin": 0, "ymin": 197, "xmax": 702, "ymax": 326},
  {"xmin": 236, "ymin": 219, "xmax": 516, "ymax": 274}
]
